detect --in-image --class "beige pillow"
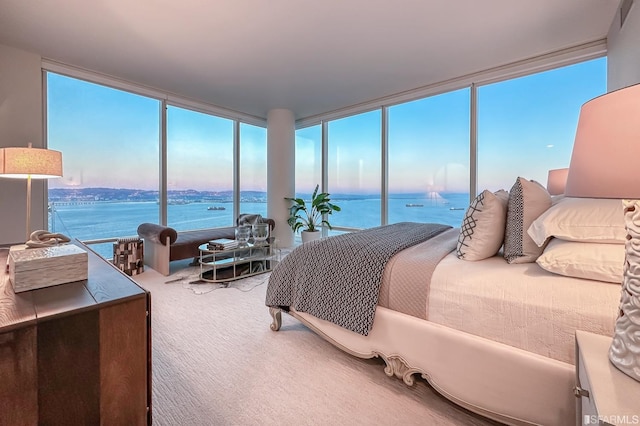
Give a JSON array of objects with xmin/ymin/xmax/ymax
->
[
  {"xmin": 504, "ymin": 177, "xmax": 551, "ymax": 264},
  {"xmin": 456, "ymin": 189, "xmax": 509, "ymax": 261},
  {"xmin": 527, "ymin": 197, "xmax": 626, "ymax": 247},
  {"xmin": 536, "ymin": 238, "xmax": 624, "ymax": 283}
]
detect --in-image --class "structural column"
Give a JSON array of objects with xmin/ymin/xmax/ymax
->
[{"xmin": 267, "ymin": 109, "xmax": 295, "ymax": 248}]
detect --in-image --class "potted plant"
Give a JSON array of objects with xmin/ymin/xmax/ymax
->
[{"xmin": 285, "ymin": 184, "xmax": 341, "ymax": 243}]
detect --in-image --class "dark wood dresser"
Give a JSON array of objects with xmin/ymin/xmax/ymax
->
[{"xmin": 0, "ymin": 241, "xmax": 151, "ymax": 425}]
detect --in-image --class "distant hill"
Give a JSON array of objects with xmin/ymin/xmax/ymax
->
[{"xmin": 48, "ymin": 188, "xmax": 267, "ymax": 203}]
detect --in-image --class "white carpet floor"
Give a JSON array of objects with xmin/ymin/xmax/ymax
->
[{"xmin": 133, "ymin": 261, "xmax": 500, "ymax": 426}]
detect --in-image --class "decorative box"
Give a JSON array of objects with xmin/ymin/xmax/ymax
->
[
  {"xmin": 112, "ymin": 237, "xmax": 144, "ymax": 276},
  {"xmin": 8, "ymin": 244, "xmax": 88, "ymax": 293}
]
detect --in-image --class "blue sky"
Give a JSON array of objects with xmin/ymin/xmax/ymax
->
[
  {"xmin": 476, "ymin": 58, "xmax": 606, "ymax": 191},
  {"xmin": 47, "ymin": 57, "xmax": 606, "ymax": 195}
]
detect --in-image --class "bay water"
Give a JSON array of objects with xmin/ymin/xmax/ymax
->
[{"xmin": 50, "ymin": 193, "xmax": 469, "ymax": 258}]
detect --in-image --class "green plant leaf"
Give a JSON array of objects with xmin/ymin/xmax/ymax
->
[{"xmin": 285, "ymin": 184, "xmax": 341, "ymax": 233}]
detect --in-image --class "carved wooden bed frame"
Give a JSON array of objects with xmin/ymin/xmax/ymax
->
[{"xmin": 269, "ymin": 305, "xmax": 576, "ymax": 426}]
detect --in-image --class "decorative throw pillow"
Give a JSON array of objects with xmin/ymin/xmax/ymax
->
[
  {"xmin": 536, "ymin": 238, "xmax": 624, "ymax": 283},
  {"xmin": 504, "ymin": 177, "xmax": 552, "ymax": 264},
  {"xmin": 237, "ymin": 213, "xmax": 264, "ymax": 227},
  {"xmin": 527, "ymin": 197, "xmax": 626, "ymax": 247},
  {"xmin": 456, "ymin": 189, "xmax": 509, "ymax": 261}
]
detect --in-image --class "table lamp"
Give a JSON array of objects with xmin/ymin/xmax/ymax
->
[
  {"xmin": 564, "ymin": 83, "xmax": 640, "ymax": 382},
  {"xmin": 0, "ymin": 143, "xmax": 63, "ymax": 242},
  {"xmin": 546, "ymin": 168, "xmax": 568, "ymax": 196}
]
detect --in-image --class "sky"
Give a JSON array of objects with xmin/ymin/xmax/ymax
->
[
  {"xmin": 47, "ymin": 57, "xmax": 606, "ymax": 195},
  {"xmin": 294, "ymin": 57, "xmax": 606, "ymax": 194}
]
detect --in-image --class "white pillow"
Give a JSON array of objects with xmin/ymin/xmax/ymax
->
[
  {"xmin": 536, "ymin": 238, "xmax": 624, "ymax": 283},
  {"xmin": 504, "ymin": 177, "xmax": 552, "ymax": 264},
  {"xmin": 456, "ymin": 189, "xmax": 509, "ymax": 261},
  {"xmin": 528, "ymin": 197, "xmax": 626, "ymax": 247}
]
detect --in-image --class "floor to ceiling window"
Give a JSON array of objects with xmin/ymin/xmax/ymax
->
[
  {"xmin": 239, "ymin": 123, "xmax": 268, "ymax": 217},
  {"xmin": 388, "ymin": 88, "xmax": 470, "ymax": 227},
  {"xmin": 167, "ymin": 105, "xmax": 234, "ymax": 231},
  {"xmin": 327, "ymin": 110, "xmax": 382, "ymax": 230},
  {"xmin": 477, "ymin": 57, "xmax": 607, "ymax": 193},
  {"xmin": 46, "ymin": 71, "xmax": 268, "ymax": 257},
  {"xmin": 47, "ymin": 72, "xmax": 160, "ymax": 257},
  {"xmin": 295, "ymin": 56, "xmax": 606, "ymax": 233},
  {"xmin": 294, "ymin": 124, "xmax": 322, "ymax": 199},
  {"xmin": 46, "ymin": 53, "xmax": 606, "ymax": 252}
]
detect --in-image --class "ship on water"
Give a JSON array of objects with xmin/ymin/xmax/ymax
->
[
  {"xmin": 207, "ymin": 206, "xmax": 226, "ymax": 211},
  {"xmin": 405, "ymin": 203, "xmax": 424, "ymax": 207}
]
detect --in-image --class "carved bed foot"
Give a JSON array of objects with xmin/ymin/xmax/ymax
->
[
  {"xmin": 269, "ymin": 307, "xmax": 282, "ymax": 331},
  {"xmin": 379, "ymin": 353, "xmax": 421, "ymax": 386}
]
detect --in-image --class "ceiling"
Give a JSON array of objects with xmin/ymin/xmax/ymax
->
[{"xmin": 0, "ymin": 0, "xmax": 620, "ymax": 121}]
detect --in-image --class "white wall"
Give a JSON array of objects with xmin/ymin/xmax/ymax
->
[
  {"xmin": 0, "ymin": 44, "xmax": 45, "ymax": 245},
  {"xmin": 607, "ymin": 1, "xmax": 640, "ymax": 90}
]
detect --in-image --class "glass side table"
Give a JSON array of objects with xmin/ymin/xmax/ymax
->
[{"xmin": 198, "ymin": 241, "xmax": 280, "ymax": 283}]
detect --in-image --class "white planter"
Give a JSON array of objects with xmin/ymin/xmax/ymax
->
[{"xmin": 301, "ymin": 230, "xmax": 321, "ymax": 243}]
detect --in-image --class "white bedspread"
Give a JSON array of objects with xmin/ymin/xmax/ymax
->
[{"xmin": 428, "ymin": 252, "xmax": 620, "ymax": 364}]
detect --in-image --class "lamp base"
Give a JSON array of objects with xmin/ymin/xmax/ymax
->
[{"xmin": 609, "ymin": 200, "xmax": 640, "ymax": 383}]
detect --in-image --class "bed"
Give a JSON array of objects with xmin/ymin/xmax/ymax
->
[{"xmin": 266, "ymin": 187, "xmax": 625, "ymax": 426}]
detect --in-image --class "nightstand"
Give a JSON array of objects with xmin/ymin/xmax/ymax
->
[
  {"xmin": 575, "ymin": 330, "xmax": 640, "ymax": 426},
  {"xmin": 0, "ymin": 241, "xmax": 151, "ymax": 425}
]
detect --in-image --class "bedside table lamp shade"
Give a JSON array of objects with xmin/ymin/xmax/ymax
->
[
  {"xmin": 562, "ymin": 83, "xmax": 640, "ymax": 383},
  {"xmin": 564, "ymin": 83, "xmax": 640, "ymax": 199},
  {"xmin": 546, "ymin": 168, "xmax": 568, "ymax": 196},
  {"xmin": 0, "ymin": 143, "xmax": 63, "ymax": 241}
]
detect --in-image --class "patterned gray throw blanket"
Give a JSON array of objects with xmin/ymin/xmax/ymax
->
[{"xmin": 265, "ymin": 222, "xmax": 452, "ymax": 335}]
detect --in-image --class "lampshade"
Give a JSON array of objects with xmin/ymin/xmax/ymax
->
[
  {"xmin": 564, "ymin": 83, "xmax": 640, "ymax": 198},
  {"xmin": 0, "ymin": 144, "xmax": 63, "ymax": 243},
  {"xmin": 0, "ymin": 146, "xmax": 63, "ymax": 178},
  {"xmin": 546, "ymin": 168, "xmax": 568, "ymax": 196}
]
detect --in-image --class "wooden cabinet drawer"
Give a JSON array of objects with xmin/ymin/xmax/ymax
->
[
  {"xmin": 1, "ymin": 241, "xmax": 151, "ymax": 425},
  {"xmin": 0, "ymin": 327, "xmax": 38, "ymax": 426}
]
